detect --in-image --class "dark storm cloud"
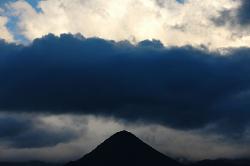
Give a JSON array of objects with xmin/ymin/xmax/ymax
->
[
  {"xmin": 1, "ymin": 33, "xmax": 250, "ymax": 136},
  {"xmin": 237, "ymin": 0, "xmax": 250, "ymax": 25},
  {"xmin": 0, "ymin": 39, "xmax": 22, "ymax": 56},
  {"xmin": 0, "ymin": 114, "xmax": 79, "ymax": 148},
  {"xmin": 0, "ymin": 116, "xmax": 30, "ymax": 138},
  {"xmin": 9, "ymin": 127, "xmax": 79, "ymax": 148},
  {"xmin": 212, "ymin": 0, "xmax": 250, "ymax": 27}
]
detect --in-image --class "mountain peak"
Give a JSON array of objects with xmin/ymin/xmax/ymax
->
[
  {"xmin": 105, "ymin": 130, "xmax": 138, "ymax": 142},
  {"xmin": 92, "ymin": 130, "xmax": 146, "ymax": 153},
  {"xmin": 111, "ymin": 130, "xmax": 134, "ymax": 138},
  {"xmin": 66, "ymin": 131, "xmax": 182, "ymax": 166},
  {"xmin": 114, "ymin": 130, "xmax": 132, "ymax": 135}
]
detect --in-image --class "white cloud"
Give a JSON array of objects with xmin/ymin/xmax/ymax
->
[
  {"xmin": 0, "ymin": 16, "xmax": 14, "ymax": 42},
  {"xmin": 6, "ymin": 0, "xmax": 250, "ymax": 49}
]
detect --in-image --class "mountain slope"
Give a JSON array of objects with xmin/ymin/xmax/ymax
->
[{"xmin": 66, "ymin": 130, "xmax": 182, "ymax": 166}]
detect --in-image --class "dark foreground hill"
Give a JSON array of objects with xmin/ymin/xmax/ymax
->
[
  {"xmin": 65, "ymin": 130, "xmax": 182, "ymax": 166},
  {"xmin": 192, "ymin": 159, "xmax": 250, "ymax": 166},
  {"xmin": 0, "ymin": 161, "xmax": 61, "ymax": 166}
]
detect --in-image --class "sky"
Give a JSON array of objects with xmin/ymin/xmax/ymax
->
[{"xmin": 1, "ymin": 0, "xmax": 250, "ymax": 162}]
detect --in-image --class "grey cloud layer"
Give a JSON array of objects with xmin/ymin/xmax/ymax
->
[
  {"xmin": 0, "ymin": 114, "xmax": 80, "ymax": 148},
  {"xmin": 0, "ymin": 34, "xmax": 250, "ymax": 137},
  {"xmin": 1, "ymin": 114, "xmax": 249, "ymax": 161}
]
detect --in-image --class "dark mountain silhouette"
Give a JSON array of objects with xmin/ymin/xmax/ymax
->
[{"xmin": 65, "ymin": 130, "xmax": 182, "ymax": 166}]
